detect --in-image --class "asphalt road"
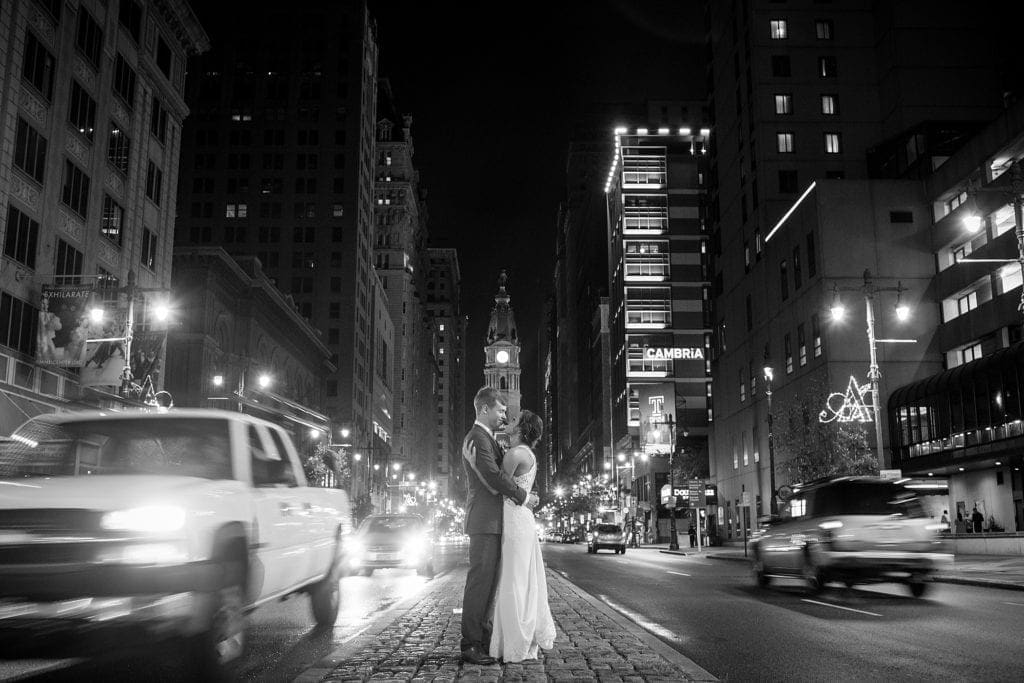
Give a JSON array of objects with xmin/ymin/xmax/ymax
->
[
  {"xmin": 1, "ymin": 545, "xmax": 466, "ymax": 682},
  {"xmin": 541, "ymin": 543, "xmax": 1024, "ymax": 681}
]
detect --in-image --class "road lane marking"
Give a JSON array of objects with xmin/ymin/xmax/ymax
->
[
  {"xmin": 598, "ymin": 595, "xmax": 683, "ymax": 644},
  {"xmin": 801, "ymin": 599, "xmax": 882, "ymax": 617},
  {"xmin": 1003, "ymin": 602, "xmax": 1024, "ymax": 607},
  {"xmin": 667, "ymin": 570, "xmax": 691, "ymax": 577}
]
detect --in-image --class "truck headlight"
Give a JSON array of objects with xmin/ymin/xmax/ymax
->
[{"xmin": 101, "ymin": 506, "xmax": 186, "ymax": 533}]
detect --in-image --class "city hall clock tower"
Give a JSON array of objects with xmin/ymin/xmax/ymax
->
[{"xmin": 484, "ymin": 270, "xmax": 521, "ymax": 420}]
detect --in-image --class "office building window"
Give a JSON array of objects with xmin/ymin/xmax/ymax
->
[
  {"xmin": 806, "ymin": 233, "xmax": 817, "ymax": 277},
  {"xmin": 778, "ymin": 169, "xmax": 798, "ymax": 193},
  {"xmin": 780, "ymin": 259, "xmax": 789, "ymax": 300},
  {"xmin": 101, "ymin": 195, "xmax": 124, "ymax": 246},
  {"xmin": 119, "ymin": 0, "xmax": 143, "ymax": 42},
  {"xmin": 776, "ymin": 132, "xmax": 794, "ymax": 153},
  {"xmin": 140, "ymin": 228, "xmax": 157, "ymax": 270},
  {"xmin": 754, "ymin": 229, "xmax": 763, "ymax": 260},
  {"xmin": 821, "ymin": 94, "xmax": 837, "ymax": 115},
  {"xmin": 785, "ymin": 333, "xmax": 794, "ymax": 374},
  {"xmin": 798, "ymin": 323, "xmax": 807, "ymax": 366},
  {"xmin": 22, "ymin": 31, "xmax": 56, "ymax": 100},
  {"xmin": 150, "ymin": 96, "xmax": 168, "ymax": 144},
  {"xmin": 14, "ymin": 118, "xmax": 47, "ymax": 183},
  {"xmin": 156, "ymin": 35, "xmax": 172, "ymax": 79},
  {"xmin": 3, "ymin": 206, "xmax": 39, "ymax": 269},
  {"xmin": 106, "ymin": 123, "xmax": 130, "ymax": 174},
  {"xmin": 75, "ymin": 8, "xmax": 103, "ymax": 68},
  {"xmin": 745, "ymin": 294, "xmax": 753, "ymax": 331},
  {"xmin": 824, "ymin": 132, "xmax": 842, "ymax": 154},
  {"xmin": 771, "ymin": 55, "xmax": 791, "ymax": 77},
  {"xmin": 812, "ymin": 314, "xmax": 823, "ymax": 357},
  {"xmin": 740, "ymin": 370, "xmax": 747, "ymax": 402},
  {"xmin": 61, "ymin": 160, "xmax": 90, "ymax": 217},
  {"xmin": 774, "ymin": 94, "xmax": 793, "ymax": 114},
  {"xmin": 145, "ymin": 160, "xmax": 163, "ymax": 205},
  {"xmin": 68, "ymin": 81, "xmax": 97, "ymax": 141},
  {"xmin": 112, "ymin": 54, "xmax": 137, "ymax": 108},
  {"xmin": 769, "ymin": 20, "xmax": 788, "ymax": 39},
  {"xmin": 816, "ymin": 20, "xmax": 833, "ymax": 40},
  {"xmin": 55, "ymin": 239, "xmax": 83, "ymax": 284},
  {"xmin": 0, "ymin": 291, "xmax": 39, "ymax": 355},
  {"xmin": 225, "ymin": 203, "xmax": 248, "ymax": 218},
  {"xmin": 819, "ymin": 56, "xmax": 838, "ymax": 78}
]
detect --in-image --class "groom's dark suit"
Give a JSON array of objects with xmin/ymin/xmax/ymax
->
[{"xmin": 461, "ymin": 422, "xmax": 529, "ymax": 655}]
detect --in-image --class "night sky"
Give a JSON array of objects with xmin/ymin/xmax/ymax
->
[{"xmin": 368, "ymin": 0, "xmax": 704, "ymax": 413}]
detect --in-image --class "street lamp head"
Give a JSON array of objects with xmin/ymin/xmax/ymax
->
[
  {"xmin": 617, "ymin": 452, "xmax": 626, "ymax": 462},
  {"xmin": 963, "ymin": 213, "xmax": 983, "ymax": 233},
  {"xmin": 340, "ymin": 428, "xmax": 350, "ymax": 439},
  {"xmin": 152, "ymin": 301, "xmax": 171, "ymax": 323},
  {"xmin": 763, "ymin": 366, "xmax": 774, "ymax": 382},
  {"xmin": 830, "ymin": 302, "xmax": 846, "ymax": 321},
  {"xmin": 895, "ymin": 303, "xmax": 911, "ymax": 321},
  {"xmin": 603, "ymin": 461, "xmax": 611, "ymax": 470},
  {"xmin": 257, "ymin": 374, "xmax": 271, "ymax": 389},
  {"xmin": 353, "ymin": 452, "xmax": 362, "ymax": 461},
  {"xmin": 309, "ymin": 428, "xmax": 321, "ymax": 439},
  {"xmin": 212, "ymin": 374, "xmax": 224, "ymax": 387},
  {"xmin": 89, "ymin": 307, "xmax": 104, "ymax": 324},
  {"xmin": 392, "ymin": 462, "xmax": 402, "ymax": 471}
]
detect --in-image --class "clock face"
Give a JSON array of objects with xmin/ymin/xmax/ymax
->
[{"xmin": 496, "ymin": 350, "xmax": 510, "ymax": 364}]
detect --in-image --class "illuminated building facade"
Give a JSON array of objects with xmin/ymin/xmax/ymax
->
[
  {"xmin": 604, "ymin": 124, "xmax": 712, "ymax": 542},
  {"xmin": 0, "ymin": 0, "xmax": 207, "ymax": 430}
]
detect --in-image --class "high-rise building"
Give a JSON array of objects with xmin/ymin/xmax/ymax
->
[
  {"xmin": 703, "ymin": 0, "xmax": 1017, "ymax": 535},
  {"xmin": 426, "ymin": 247, "xmax": 466, "ymax": 500},
  {"xmin": 604, "ymin": 124, "xmax": 711, "ymax": 542},
  {"xmin": 373, "ymin": 79, "xmax": 434, "ymax": 479},
  {"xmin": 0, "ymin": 0, "xmax": 208, "ymax": 431},
  {"xmin": 175, "ymin": 1, "xmax": 384, "ymax": 454}
]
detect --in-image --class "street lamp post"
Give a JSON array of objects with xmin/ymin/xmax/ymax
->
[
  {"xmin": 663, "ymin": 414, "xmax": 679, "ymax": 551},
  {"xmin": 830, "ymin": 270, "xmax": 916, "ymax": 470},
  {"xmin": 764, "ymin": 366, "xmax": 777, "ymax": 515}
]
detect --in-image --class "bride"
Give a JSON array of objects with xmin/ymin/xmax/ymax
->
[{"xmin": 466, "ymin": 409, "xmax": 556, "ymax": 662}]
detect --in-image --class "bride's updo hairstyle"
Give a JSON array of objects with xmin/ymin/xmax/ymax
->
[{"xmin": 517, "ymin": 409, "xmax": 544, "ymax": 448}]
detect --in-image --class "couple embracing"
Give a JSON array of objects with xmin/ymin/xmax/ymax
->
[{"xmin": 459, "ymin": 386, "xmax": 556, "ymax": 665}]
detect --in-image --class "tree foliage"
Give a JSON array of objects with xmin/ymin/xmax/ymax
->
[
  {"xmin": 302, "ymin": 445, "xmax": 351, "ymax": 489},
  {"xmin": 773, "ymin": 376, "xmax": 878, "ymax": 485}
]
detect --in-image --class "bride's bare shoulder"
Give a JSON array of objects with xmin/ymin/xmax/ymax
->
[{"xmin": 510, "ymin": 445, "xmax": 536, "ymax": 465}]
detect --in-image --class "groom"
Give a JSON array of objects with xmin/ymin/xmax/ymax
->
[{"xmin": 460, "ymin": 386, "xmax": 538, "ymax": 665}]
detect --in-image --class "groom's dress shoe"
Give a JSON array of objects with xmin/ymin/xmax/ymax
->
[{"xmin": 461, "ymin": 646, "xmax": 496, "ymax": 665}]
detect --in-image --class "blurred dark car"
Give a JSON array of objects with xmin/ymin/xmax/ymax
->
[
  {"xmin": 345, "ymin": 514, "xmax": 434, "ymax": 578},
  {"xmin": 750, "ymin": 477, "xmax": 950, "ymax": 597},
  {"xmin": 587, "ymin": 523, "xmax": 626, "ymax": 554},
  {"xmin": 561, "ymin": 531, "xmax": 581, "ymax": 543}
]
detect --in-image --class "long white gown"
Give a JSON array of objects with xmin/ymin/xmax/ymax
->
[{"xmin": 489, "ymin": 448, "xmax": 556, "ymax": 662}]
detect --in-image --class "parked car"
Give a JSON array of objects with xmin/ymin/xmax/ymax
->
[
  {"xmin": 0, "ymin": 409, "xmax": 352, "ymax": 676},
  {"xmin": 345, "ymin": 514, "xmax": 434, "ymax": 578},
  {"xmin": 750, "ymin": 476, "xmax": 949, "ymax": 597},
  {"xmin": 587, "ymin": 523, "xmax": 627, "ymax": 554}
]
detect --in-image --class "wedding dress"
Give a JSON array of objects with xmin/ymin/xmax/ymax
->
[{"xmin": 489, "ymin": 447, "xmax": 556, "ymax": 662}]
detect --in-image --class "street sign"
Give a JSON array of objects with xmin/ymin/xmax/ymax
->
[
  {"xmin": 879, "ymin": 469, "xmax": 903, "ymax": 480},
  {"xmin": 688, "ymin": 480, "xmax": 701, "ymax": 507}
]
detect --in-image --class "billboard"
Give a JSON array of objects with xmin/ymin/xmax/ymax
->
[
  {"xmin": 37, "ymin": 285, "xmax": 95, "ymax": 367},
  {"xmin": 636, "ymin": 382, "xmax": 676, "ymax": 456}
]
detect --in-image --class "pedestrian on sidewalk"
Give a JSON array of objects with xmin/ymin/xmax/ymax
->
[
  {"xmin": 971, "ymin": 506, "xmax": 984, "ymax": 533},
  {"xmin": 459, "ymin": 387, "xmax": 538, "ymax": 666},
  {"xmin": 688, "ymin": 523, "xmax": 697, "ymax": 548}
]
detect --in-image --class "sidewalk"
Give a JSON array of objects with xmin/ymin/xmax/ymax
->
[
  {"xmin": 296, "ymin": 564, "xmax": 717, "ymax": 683},
  {"xmin": 654, "ymin": 543, "xmax": 1024, "ymax": 591}
]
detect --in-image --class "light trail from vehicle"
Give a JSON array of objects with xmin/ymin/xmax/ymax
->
[{"xmin": 800, "ymin": 599, "xmax": 882, "ymax": 617}]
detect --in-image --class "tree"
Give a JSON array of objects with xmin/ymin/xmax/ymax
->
[
  {"xmin": 302, "ymin": 444, "xmax": 350, "ymax": 489},
  {"xmin": 773, "ymin": 376, "xmax": 877, "ymax": 485}
]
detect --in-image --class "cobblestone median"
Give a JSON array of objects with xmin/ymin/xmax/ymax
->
[{"xmin": 299, "ymin": 566, "xmax": 715, "ymax": 682}]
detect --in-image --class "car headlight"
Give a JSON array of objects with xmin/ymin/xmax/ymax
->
[
  {"xmin": 101, "ymin": 506, "xmax": 187, "ymax": 533},
  {"xmin": 403, "ymin": 536, "xmax": 428, "ymax": 559}
]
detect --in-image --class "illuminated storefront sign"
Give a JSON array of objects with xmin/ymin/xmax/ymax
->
[
  {"xmin": 373, "ymin": 420, "xmax": 392, "ymax": 443},
  {"xmin": 819, "ymin": 376, "xmax": 875, "ymax": 423},
  {"xmin": 637, "ymin": 382, "xmax": 676, "ymax": 455},
  {"xmin": 643, "ymin": 347, "xmax": 704, "ymax": 360}
]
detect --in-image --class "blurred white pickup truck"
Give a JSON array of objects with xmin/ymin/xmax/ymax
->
[{"xmin": 0, "ymin": 408, "xmax": 351, "ymax": 676}]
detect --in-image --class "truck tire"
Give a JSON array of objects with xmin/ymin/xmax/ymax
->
[
  {"xmin": 310, "ymin": 539, "xmax": 342, "ymax": 626},
  {"xmin": 190, "ymin": 561, "xmax": 247, "ymax": 680}
]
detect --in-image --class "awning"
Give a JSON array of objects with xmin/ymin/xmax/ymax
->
[{"xmin": 0, "ymin": 390, "xmax": 55, "ymax": 436}]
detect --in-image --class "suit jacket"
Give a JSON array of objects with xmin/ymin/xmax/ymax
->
[{"xmin": 463, "ymin": 423, "xmax": 528, "ymax": 534}]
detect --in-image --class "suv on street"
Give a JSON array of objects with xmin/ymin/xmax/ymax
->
[
  {"xmin": 750, "ymin": 477, "xmax": 949, "ymax": 597},
  {"xmin": 587, "ymin": 523, "xmax": 626, "ymax": 554}
]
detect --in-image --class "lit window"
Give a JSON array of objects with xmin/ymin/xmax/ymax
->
[
  {"xmin": 815, "ymin": 20, "xmax": 833, "ymax": 40},
  {"xmin": 770, "ymin": 20, "xmax": 787, "ymax": 39},
  {"xmin": 821, "ymin": 94, "xmax": 837, "ymax": 115},
  {"xmin": 776, "ymin": 132, "xmax": 794, "ymax": 153},
  {"xmin": 824, "ymin": 133, "xmax": 841, "ymax": 154},
  {"xmin": 774, "ymin": 94, "xmax": 792, "ymax": 115}
]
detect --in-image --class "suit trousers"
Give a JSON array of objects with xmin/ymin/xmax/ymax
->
[{"xmin": 461, "ymin": 532, "xmax": 501, "ymax": 652}]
